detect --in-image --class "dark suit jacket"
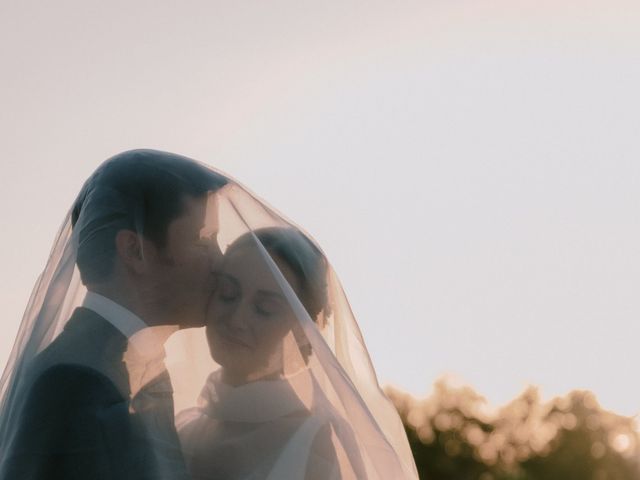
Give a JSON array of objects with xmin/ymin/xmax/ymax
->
[{"xmin": 0, "ymin": 307, "xmax": 173, "ymax": 480}]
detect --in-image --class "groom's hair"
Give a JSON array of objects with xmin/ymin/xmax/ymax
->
[{"xmin": 71, "ymin": 149, "xmax": 227, "ymax": 285}]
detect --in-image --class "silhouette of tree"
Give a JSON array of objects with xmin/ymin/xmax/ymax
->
[{"xmin": 387, "ymin": 378, "xmax": 640, "ymax": 480}]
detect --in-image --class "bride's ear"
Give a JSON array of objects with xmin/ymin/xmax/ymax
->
[{"xmin": 115, "ymin": 229, "xmax": 147, "ymax": 274}]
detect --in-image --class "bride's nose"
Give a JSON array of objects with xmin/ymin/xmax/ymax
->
[{"xmin": 225, "ymin": 301, "xmax": 252, "ymax": 332}]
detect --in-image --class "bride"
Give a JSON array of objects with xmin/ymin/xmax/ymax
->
[
  {"xmin": 178, "ymin": 227, "xmax": 367, "ymax": 479},
  {"xmin": 169, "ymin": 184, "xmax": 419, "ymax": 478}
]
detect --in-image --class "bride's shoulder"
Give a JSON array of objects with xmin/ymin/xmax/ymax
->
[
  {"xmin": 309, "ymin": 418, "xmax": 334, "ymax": 455},
  {"xmin": 305, "ymin": 414, "xmax": 364, "ymax": 480}
]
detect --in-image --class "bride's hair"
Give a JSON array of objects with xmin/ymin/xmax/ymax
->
[
  {"xmin": 230, "ymin": 227, "xmax": 329, "ymax": 324},
  {"xmin": 71, "ymin": 150, "xmax": 226, "ymax": 285}
]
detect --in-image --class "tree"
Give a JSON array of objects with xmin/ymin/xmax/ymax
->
[{"xmin": 387, "ymin": 379, "xmax": 640, "ymax": 480}]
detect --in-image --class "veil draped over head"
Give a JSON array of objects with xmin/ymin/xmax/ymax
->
[{"xmin": 0, "ymin": 150, "xmax": 418, "ymax": 480}]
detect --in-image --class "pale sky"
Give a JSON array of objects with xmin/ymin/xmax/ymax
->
[{"xmin": 1, "ymin": 0, "xmax": 639, "ymax": 415}]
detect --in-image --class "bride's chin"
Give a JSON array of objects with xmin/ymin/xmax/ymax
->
[{"xmin": 210, "ymin": 344, "xmax": 248, "ymax": 369}]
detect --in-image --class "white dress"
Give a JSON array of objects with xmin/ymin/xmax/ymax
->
[{"xmin": 177, "ymin": 369, "xmax": 349, "ymax": 480}]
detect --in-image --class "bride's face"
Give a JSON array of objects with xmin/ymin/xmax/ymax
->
[{"xmin": 205, "ymin": 244, "xmax": 301, "ymax": 381}]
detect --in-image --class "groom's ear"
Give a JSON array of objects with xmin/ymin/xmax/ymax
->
[{"xmin": 115, "ymin": 229, "xmax": 147, "ymax": 274}]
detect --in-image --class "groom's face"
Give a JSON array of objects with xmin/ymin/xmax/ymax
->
[{"xmin": 148, "ymin": 193, "xmax": 221, "ymax": 328}]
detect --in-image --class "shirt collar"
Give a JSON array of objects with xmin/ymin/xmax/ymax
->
[
  {"xmin": 81, "ymin": 291, "xmax": 173, "ymax": 358},
  {"xmin": 82, "ymin": 291, "xmax": 147, "ymax": 339}
]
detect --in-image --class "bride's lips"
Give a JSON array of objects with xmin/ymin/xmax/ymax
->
[{"xmin": 217, "ymin": 331, "xmax": 252, "ymax": 349}]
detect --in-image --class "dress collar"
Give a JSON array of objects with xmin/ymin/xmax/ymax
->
[{"xmin": 200, "ymin": 368, "xmax": 315, "ymax": 423}]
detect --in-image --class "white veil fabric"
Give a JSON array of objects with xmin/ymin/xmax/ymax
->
[{"xmin": 0, "ymin": 149, "xmax": 418, "ymax": 480}]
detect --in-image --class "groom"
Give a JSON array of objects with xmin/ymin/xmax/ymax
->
[{"xmin": 1, "ymin": 150, "xmax": 227, "ymax": 479}]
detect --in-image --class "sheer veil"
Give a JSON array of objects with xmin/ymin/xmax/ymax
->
[{"xmin": 0, "ymin": 149, "xmax": 418, "ymax": 479}]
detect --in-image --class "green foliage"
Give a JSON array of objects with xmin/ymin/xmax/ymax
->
[{"xmin": 387, "ymin": 379, "xmax": 640, "ymax": 480}]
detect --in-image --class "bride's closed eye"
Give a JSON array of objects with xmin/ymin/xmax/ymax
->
[{"xmin": 253, "ymin": 294, "xmax": 285, "ymax": 318}]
